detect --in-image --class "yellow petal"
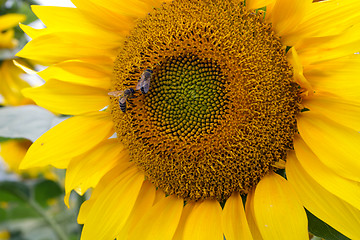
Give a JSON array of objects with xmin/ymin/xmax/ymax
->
[
  {"xmin": 19, "ymin": 23, "xmax": 47, "ymax": 39},
  {"xmin": 307, "ymin": 76, "xmax": 360, "ymax": 104},
  {"xmin": 253, "ymin": 172, "xmax": 308, "ymax": 240},
  {"xmin": 0, "ymin": 60, "xmax": 31, "ymax": 106},
  {"xmin": 0, "ymin": 230, "xmax": 10, "ymax": 240},
  {"xmin": 294, "ymin": 137, "xmax": 360, "ymax": 211},
  {"xmin": 117, "ymin": 180, "xmax": 156, "ymax": 239},
  {"xmin": 0, "ymin": 14, "xmax": 26, "ymax": 31},
  {"xmin": 285, "ymin": 0, "xmax": 360, "ymax": 46},
  {"xmin": 286, "ymin": 151, "xmax": 360, "ymax": 240},
  {"xmin": 71, "ymin": 0, "xmax": 136, "ymax": 36},
  {"xmin": 31, "ymin": 5, "xmax": 119, "ymax": 40},
  {"xmin": 303, "ymin": 94, "xmax": 360, "ymax": 131},
  {"xmin": 183, "ymin": 200, "xmax": 223, "ymax": 240},
  {"xmin": 71, "ymin": 0, "xmax": 170, "ymax": 35},
  {"xmin": 77, "ymin": 198, "xmax": 93, "ymax": 224},
  {"xmin": 172, "ymin": 202, "xmax": 196, "ymax": 240},
  {"xmin": 20, "ymin": 112, "xmax": 114, "ymax": 169},
  {"xmin": 297, "ymin": 112, "xmax": 360, "ymax": 182},
  {"xmin": 22, "ymin": 79, "xmax": 109, "ymax": 115},
  {"xmin": 153, "ymin": 188, "xmax": 166, "ymax": 205},
  {"xmin": 297, "ymin": 24, "xmax": 360, "ymax": 64},
  {"xmin": 128, "ymin": 195, "xmax": 183, "ymax": 240},
  {"xmin": 16, "ymin": 32, "xmax": 115, "ymax": 64},
  {"xmin": 268, "ymin": 0, "xmax": 311, "ymax": 37},
  {"xmin": 88, "ymin": 0, "xmax": 150, "ymax": 18},
  {"xmin": 38, "ymin": 60, "xmax": 111, "ymax": 89},
  {"xmin": 304, "ymin": 56, "xmax": 360, "ymax": 102},
  {"xmin": 64, "ymin": 139, "xmax": 127, "ymax": 206},
  {"xmin": 77, "ymin": 162, "xmax": 135, "ymax": 223},
  {"xmin": 81, "ymin": 167, "xmax": 144, "ymax": 240},
  {"xmin": 222, "ymin": 192, "xmax": 253, "ymax": 240},
  {"xmin": 286, "ymin": 47, "xmax": 313, "ymax": 94},
  {"xmin": 0, "ymin": 140, "xmax": 30, "ymax": 171},
  {"xmin": 304, "ymin": 53, "xmax": 360, "ymax": 73},
  {"xmin": 13, "ymin": 60, "xmax": 38, "ymax": 76},
  {"xmin": 245, "ymin": 0, "xmax": 275, "ymax": 10},
  {"xmin": 245, "ymin": 189, "xmax": 263, "ymax": 240},
  {"xmin": 0, "ymin": 139, "xmax": 57, "ymax": 180},
  {"xmin": 0, "ymin": 28, "xmax": 17, "ymax": 48}
]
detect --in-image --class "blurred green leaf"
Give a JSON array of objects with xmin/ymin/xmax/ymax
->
[
  {"xmin": 0, "ymin": 208, "xmax": 6, "ymax": 222},
  {"xmin": 7, "ymin": 230, "xmax": 25, "ymax": 240},
  {"xmin": 0, "ymin": 182, "xmax": 30, "ymax": 202},
  {"xmin": 6, "ymin": 204, "xmax": 38, "ymax": 220},
  {"xmin": 0, "ymin": 0, "xmax": 6, "ymax": 8},
  {"xmin": 15, "ymin": 1, "xmax": 38, "ymax": 25},
  {"xmin": 0, "ymin": 191, "xmax": 25, "ymax": 203},
  {"xmin": 34, "ymin": 180, "xmax": 62, "ymax": 207},
  {"xmin": 0, "ymin": 136, "xmax": 22, "ymax": 142},
  {"xmin": 0, "ymin": 105, "xmax": 68, "ymax": 142},
  {"xmin": 307, "ymin": 209, "xmax": 350, "ymax": 240}
]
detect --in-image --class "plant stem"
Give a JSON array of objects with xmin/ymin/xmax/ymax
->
[{"xmin": 28, "ymin": 200, "xmax": 68, "ymax": 240}]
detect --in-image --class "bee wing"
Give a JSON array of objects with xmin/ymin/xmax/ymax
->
[
  {"xmin": 108, "ymin": 90, "xmax": 124, "ymax": 97},
  {"xmin": 141, "ymin": 80, "xmax": 150, "ymax": 94},
  {"xmin": 136, "ymin": 79, "xmax": 142, "ymax": 91},
  {"xmin": 136, "ymin": 72, "xmax": 146, "ymax": 90},
  {"xmin": 119, "ymin": 96, "xmax": 127, "ymax": 104}
]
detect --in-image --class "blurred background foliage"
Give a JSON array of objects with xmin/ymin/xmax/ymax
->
[{"xmin": 0, "ymin": 0, "xmax": 83, "ymax": 239}]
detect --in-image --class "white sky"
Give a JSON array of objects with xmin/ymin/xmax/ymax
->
[{"xmin": 36, "ymin": 0, "xmax": 75, "ymax": 7}]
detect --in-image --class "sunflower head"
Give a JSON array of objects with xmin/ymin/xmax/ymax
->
[{"xmin": 110, "ymin": 0, "xmax": 301, "ymax": 201}]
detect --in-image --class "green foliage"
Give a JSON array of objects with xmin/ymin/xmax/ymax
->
[
  {"xmin": 34, "ymin": 180, "xmax": 63, "ymax": 207},
  {"xmin": 0, "ymin": 136, "xmax": 23, "ymax": 142},
  {"xmin": 0, "ymin": 178, "xmax": 82, "ymax": 239},
  {"xmin": 307, "ymin": 209, "xmax": 350, "ymax": 240},
  {"xmin": 0, "ymin": 181, "xmax": 31, "ymax": 202},
  {"xmin": 6, "ymin": 204, "xmax": 39, "ymax": 220},
  {"xmin": 0, "ymin": 208, "xmax": 6, "ymax": 222}
]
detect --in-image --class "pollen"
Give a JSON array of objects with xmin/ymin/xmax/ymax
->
[{"xmin": 110, "ymin": 0, "xmax": 301, "ymax": 201}]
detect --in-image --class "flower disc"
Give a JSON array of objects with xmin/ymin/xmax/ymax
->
[{"xmin": 111, "ymin": 0, "xmax": 301, "ymax": 201}]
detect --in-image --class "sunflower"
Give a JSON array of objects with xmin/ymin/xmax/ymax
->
[
  {"xmin": 17, "ymin": 0, "xmax": 360, "ymax": 239},
  {"xmin": 0, "ymin": 13, "xmax": 55, "ymax": 179},
  {"xmin": 0, "ymin": 13, "xmax": 26, "ymax": 49},
  {"xmin": 0, "ymin": 13, "xmax": 31, "ymax": 106},
  {"xmin": 0, "ymin": 230, "xmax": 10, "ymax": 240},
  {"xmin": 0, "ymin": 59, "xmax": 33, "ymax": 106}
]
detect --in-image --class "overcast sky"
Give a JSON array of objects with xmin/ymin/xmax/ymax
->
[{"xmin": 36, "ymin": 0, "xmax": 75, "ymax": 7}]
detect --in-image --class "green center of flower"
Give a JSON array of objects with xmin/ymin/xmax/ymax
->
[
  {"xmin": 110, "ymin": 0, "xmax": 301, "ymax": 201},
  {"xmin": 144, "ymin": 53, "xmax": 226, "ymax": 140}
]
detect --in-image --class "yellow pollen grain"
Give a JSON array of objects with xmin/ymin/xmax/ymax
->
[{"xmin": 110, "ymin": 0, "xmax": 301, "ymax": 201}]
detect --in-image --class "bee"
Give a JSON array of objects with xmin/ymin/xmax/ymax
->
[
  {"xmin": 136, "ymin": 69, "xmax": 152, "ymax": 94},
  {"xmin": 108, "ymin": 88, "xmax": 135, "ymax": 113}
]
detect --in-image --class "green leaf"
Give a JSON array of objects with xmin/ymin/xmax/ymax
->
[
  {"xmin": 0, "ymin": 105, "xmax": 68, "ymax": 142},
  {"xmin": 16, "ymin": 1, "xmax": 39, "ymax": 25},
  {"xmin": 0, "ymin": 181, "xmax": 30, "ymax": 202},
  {"xmin": 6, "ymin": 204, "xmax": 39, "ymax": 220},
  {"xmin": 0, "ymin": 136, "xmax": 23, "ymax": 142},
  {"xmin": 306, "ymin": 209, "xmax": 350, "ymax": 240},
  {"xmin": 34, "ymin": 180, "xmax": 63, "ymax": 207},
  {"xmin": 0, "ymin": 208, "xmax": 6, "ymax": 222}
]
